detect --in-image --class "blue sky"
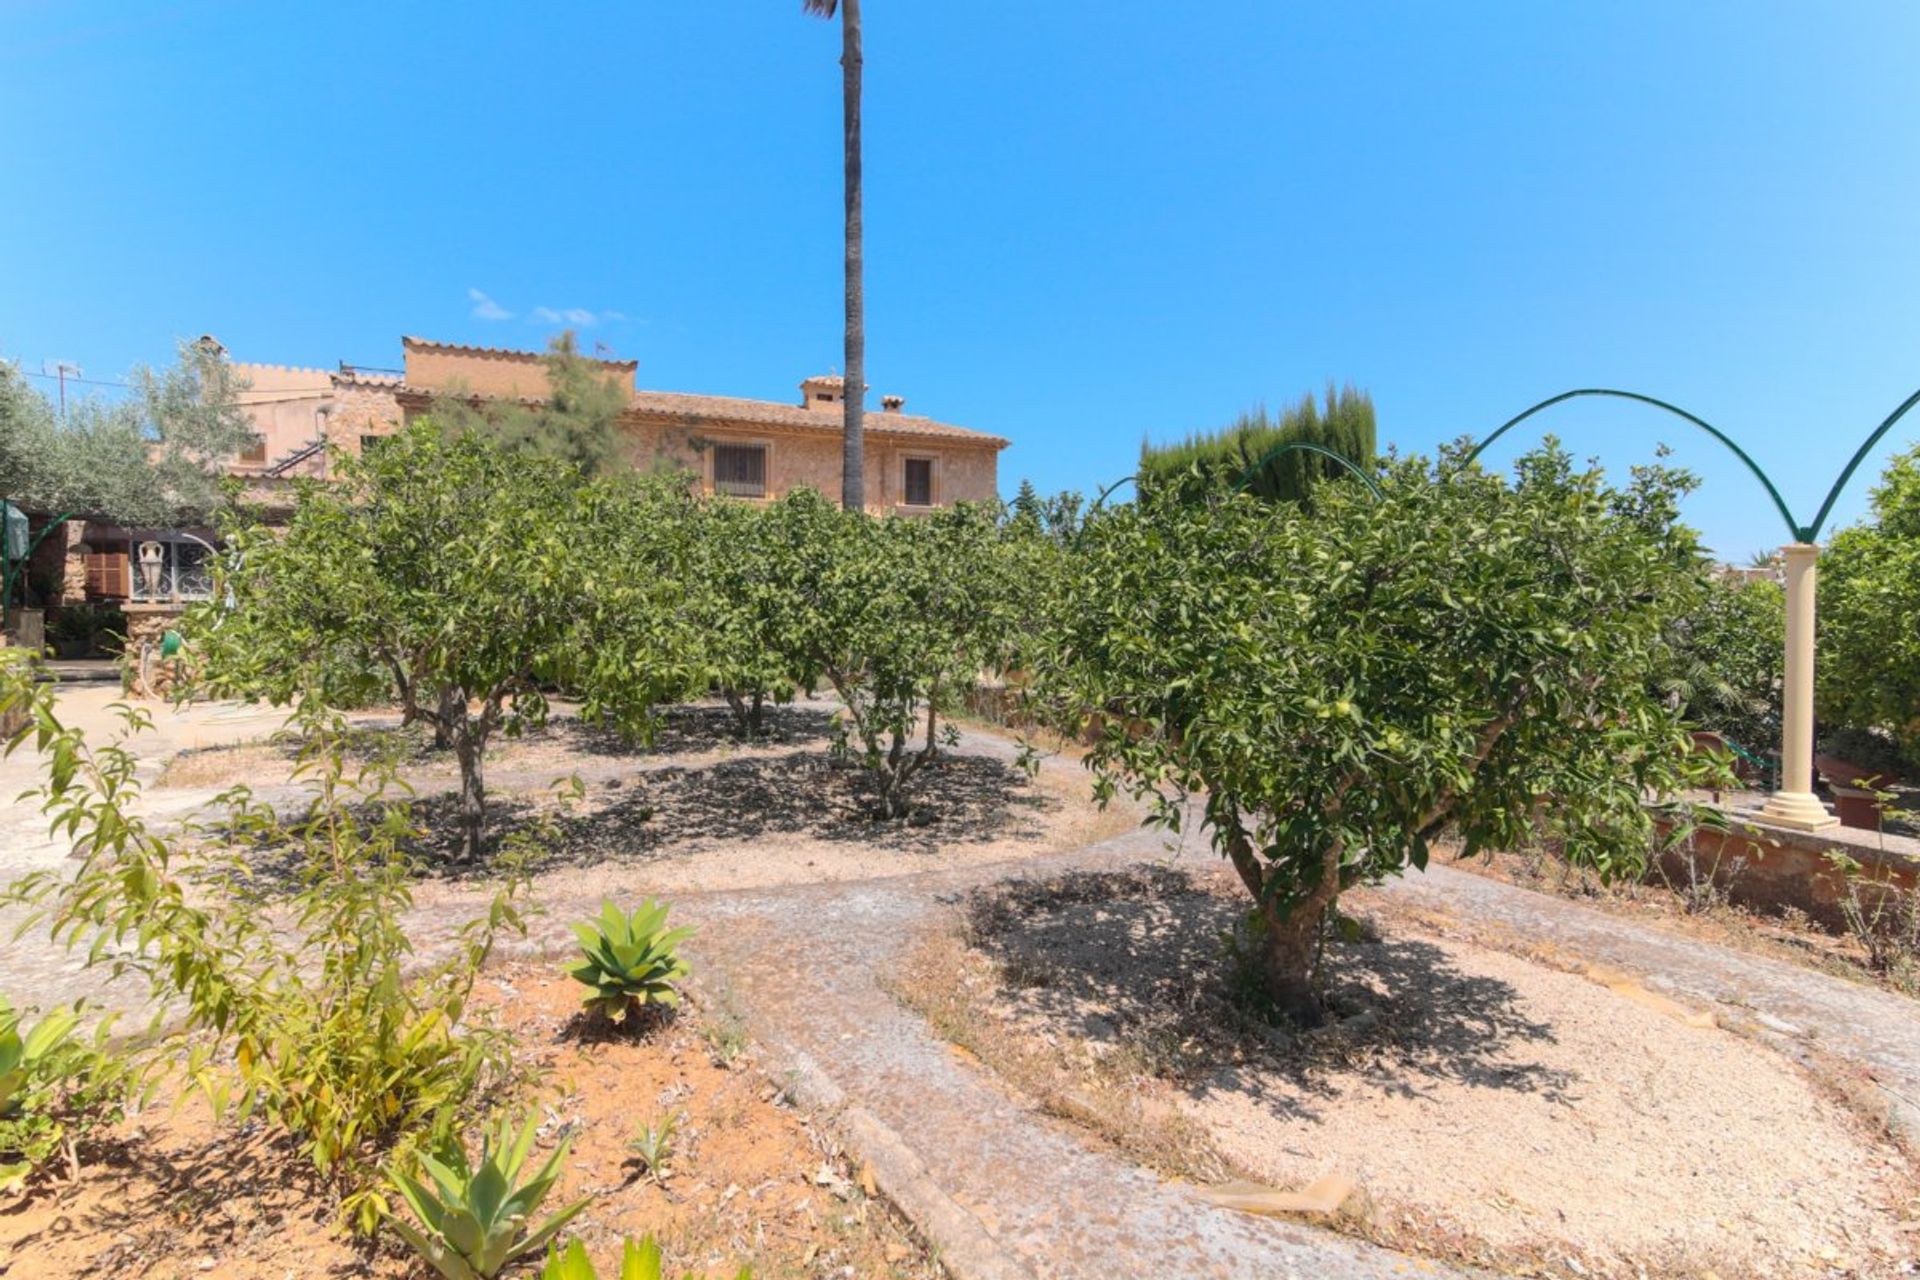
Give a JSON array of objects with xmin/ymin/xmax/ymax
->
[{"xmin": 3, "ymin": 1, "xmax": 1918, "ymax": 559}]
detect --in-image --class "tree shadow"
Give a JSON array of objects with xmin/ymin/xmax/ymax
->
[
  {"xmin": 526, "ymin": 703, "xmax": 838, "ymax": 760},
  {"xmin": 962, "ymin": 867, "xmax": 1571, "ymax": 1112},
  {"xmin": 0, "ymin": 1124, "xmax": 356, "ymax": 1270},
  {"xmin": 385, "ymin": 746, "xmax": 1054, "ymax": 879}
]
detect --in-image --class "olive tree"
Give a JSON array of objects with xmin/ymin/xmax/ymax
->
[
  {"xmin": 1023, "ymin": 445, "xmax": 1718, "ymax": 1023},
  {"xmin": 192, "ymin": 422, "xmax": 699, "ymax": 861},
  {"xmin": 760, "ymin": 489, "xmax": 1023, "ymax": 817},
  {"xmin": 1819, "ymin": 444, "xmax": 1920, "ymax": 770}
]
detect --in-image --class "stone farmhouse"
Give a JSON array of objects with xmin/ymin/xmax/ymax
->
[
  {"xmin": 234, "ymin": 336, "xmax": 1006, "ymax": 512},
  {"xmin": 39, "ymin": 336, "xmax": 1007, "ymax": 638}
]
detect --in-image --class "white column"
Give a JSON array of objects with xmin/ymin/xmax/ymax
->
[{"xmin": 1756, "ymin": 542, "xmax": 1839, "ymax": 830}]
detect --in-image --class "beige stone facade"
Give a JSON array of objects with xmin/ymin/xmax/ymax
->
[{"xmin": 225, "ymin": 336, "xmax": 1008, "ymax": 514}]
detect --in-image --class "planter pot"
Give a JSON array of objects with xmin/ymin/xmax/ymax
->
[
  {"xmin": 53, "ymin": 638, "xmax": 89, "ymax": 660},
  {"xmin": 1816, "ymin": 753, "xmax": 1891, "ymax": 792},
  {"xmin": 1830, "ymin": 785, "xmax": 1882, "ymax": 832}
]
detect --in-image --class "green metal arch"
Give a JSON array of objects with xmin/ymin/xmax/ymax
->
[
  {"xmin": 1234, "ymin": 440, "xmax": 1384, "ymax": 501},
  {"xmin": 1460, "ymin": 389, "xmax": 1808, "ymax": 542},
  {"xmin": 1806, "ymin": 386, "xmax": 1920, "ymax": 541}
]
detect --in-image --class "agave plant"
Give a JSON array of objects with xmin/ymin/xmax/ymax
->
[
  {"xmin": 540, "ymin": 1235, "xmax": 749, "ymax": 1280},
  {"xmin": 385, "ymin": 1112, "xmax": 592, "ymax": 1280},
  {"xmin": 569, "ymin": 899, "xmax": 693, "ymax": 1023}
]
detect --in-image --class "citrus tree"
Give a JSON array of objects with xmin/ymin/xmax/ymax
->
[
  {"xmin": 1024, "ymin": 444, "xmax": 1718, "ymax": 1023},
  {"xmin": 1818, "ymin": 444, "xmax": 1920, "ymax": 771},
  {"xmin": 192, "ymin": 421, "xmax": 700, "ymax": 862},
  {"xmin": 760, "ymin": 489, "xmax": 1024, "ymax": 816},
  {"xmin": 688, "ymin": 496, "xmax": 802, "ymax": 735}
]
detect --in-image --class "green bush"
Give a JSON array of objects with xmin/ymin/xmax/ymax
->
[
  {"xmin": 1819, "ymin": 444, "xmax": 1920, "ymax": 771},
  {"xmin": 569, "ymin": 899, "xmax": 693, "ymax": 1024},
  {"xmin": 0, "ymin": 650, "xmax": 532, "ymax": 1232},
  {"xmin": 0, "ymin": 998, "xmax": 125, "ymax": 1193}
]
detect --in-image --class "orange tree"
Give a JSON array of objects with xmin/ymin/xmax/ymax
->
[
  {"xmin": 1022, "ymin": 444, "xmax": 1721, "ymax": 1023},
  {"xmin": 190, "ymin": 422, "xmax": 700, "ymax": 862},
  {"xmin": 756, "ymin": 488, "xmax": 1030, "ymax": 817}
]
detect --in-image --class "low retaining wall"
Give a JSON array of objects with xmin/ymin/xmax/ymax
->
[{"xmin": 1658, "ymin": 803, "xmax": 1919, "ymax": 932}]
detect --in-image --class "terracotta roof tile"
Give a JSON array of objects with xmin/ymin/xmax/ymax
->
[{"xmin": 400, "ymin": 335, "xmax": 638, "ymax": 372}]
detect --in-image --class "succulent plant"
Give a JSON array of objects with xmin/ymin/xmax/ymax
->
[
  {"xmin": 385, "ymin": 1112, "xmax": 592, "ymax": 1280},
  {"xmin": 569, "ymin": 899, "xmax": 693, "ymax": 1023},
  {"xmin": 540, "ymin": 1235, "xmax": 749, "ymax": 1280}
]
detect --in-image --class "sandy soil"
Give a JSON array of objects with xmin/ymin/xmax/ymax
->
[
  {"xmin": 912, "ymin": 865, "xmax": 1920, "ymax": 1278},
  {"xmin": 0, "ymin": 965, "xmax": 940, "ymax": 1280}
]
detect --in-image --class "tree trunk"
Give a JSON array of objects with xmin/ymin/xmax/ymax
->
[
  {"xmin": 1222, "ymin": 814, "xmax": 1341, "ymax": 1026},
  {"xmin": 451, "ymin": 722, "xmax": 487, "ymax": 864},
  {"xmin": 1258, "ymin": 895, "xmax": 1331, "ymax": 1026},
  {"xmin": 838, "ymin": 0, "xmax": 865, "ymax": 512}
]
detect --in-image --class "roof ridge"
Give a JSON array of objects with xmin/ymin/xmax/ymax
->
[{"xmin": 400, "ymin": 335, "xmax": 639, "ymax": 370}]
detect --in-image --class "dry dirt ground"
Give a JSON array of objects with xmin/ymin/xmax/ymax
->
[
  {"xmin": 896, "ymin": 864, "xmax": 1920, "ymax": 1279},
  {"xmin": 0, "ymin": 965, "xmax": 942, "ymax": 1280}
]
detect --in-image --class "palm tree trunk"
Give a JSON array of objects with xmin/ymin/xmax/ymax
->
[{"xmin": 839, "ymin": 0, "xmax": 865, "ymax": 513}]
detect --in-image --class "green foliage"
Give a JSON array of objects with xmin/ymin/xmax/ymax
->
[
  {"xmin": 1659, "ymin": 571, "xmax": 1784, "ymax": 752},
  {"xmin": 757, "ymin": 490, "xmax": 1031, "ymax": 817},
  {"xmin": 386, "ymin": 1111, "xmax": 592, "ymax": 1280},
  {"xmin": 569, "ymin": 899, "xmax": 693, "ymax": 1023},
  {"xmin": 0, "ymin": 652, "xmax": 530, "ymax": 1231},
  {"xmin": 189, "ymin": 422, "xmax": 701, "ymax": 861},
  {"xmin": 540, "ymin": 1235, "xmax": 750, "ymax": 1280},
  {"xmin": 0, "ymin": 999, "xmax": 125, "ymax": 1194},
  {"xmin": 625, "ymin": 1109, "xmax": 681, "ymax": 1181},
  {"xmin": 430, "ymin": 332, "xmax": 632, "ymax": 477},
  {"xmin": 1023, "ymin": 443, "xmax": 1720, "ymax": 1021},
  {"xmin": 689, "ymin": 496, "xmax": 802, "ymax": 735},
  {"xmin": 1818, "ymin": 444, "xmax": 1920, "ymax": 771},
  {"xmin": 1139, "ymin": 384, "xmax": 1376, "ymax": 505},
  {"xmin": 0, "ymin": 340, "xmax": 251, "ymax": 525}
]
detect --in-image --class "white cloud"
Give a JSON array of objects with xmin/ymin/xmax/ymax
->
[
  {"xmin": 468, "ymin": 288, "xmax": 512, "ymax": 321},
  {"xmin": 530, "ymin": 305, "xmax": 626, "ymax": 327}
]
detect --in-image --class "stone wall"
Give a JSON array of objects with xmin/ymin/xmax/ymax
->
[
  {"xmin": 634, "ymin": 417, "xmax": 1000, "ymax": 509},
  {"xmin": 1657, "ymin": 807, "xmax": 1920, "ymax": 932}
]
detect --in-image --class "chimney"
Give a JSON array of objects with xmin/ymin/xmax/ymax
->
[
  {"xmin": 881, "ymin": 395, "xmax": 905, "ymax": 413},
  {"xmin": 799, "ymin": 374, "xmax": 843, "ymax": 412}
]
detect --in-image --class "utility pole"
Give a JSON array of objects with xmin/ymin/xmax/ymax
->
[{"xmin": 43, "ymin": 360, "xmax": 82, "ymax": 420}]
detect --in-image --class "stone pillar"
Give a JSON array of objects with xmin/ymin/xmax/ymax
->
[{"xmin": 1757, "ymin": 543, "xmax": 1838, "ymax": 830}]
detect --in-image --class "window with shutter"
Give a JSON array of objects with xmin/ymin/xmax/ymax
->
[
  {"xmin": 904, "ymin": 458, "xmax": 934, "ymax": 507},
  {"xmin": 713, "ymin": 444, "xmax": 768, "ymax": 498}
]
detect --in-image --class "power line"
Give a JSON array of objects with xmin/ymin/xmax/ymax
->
[{"xmin": 17, "ymin": 368, "xmax": 131, "ymax": 390}]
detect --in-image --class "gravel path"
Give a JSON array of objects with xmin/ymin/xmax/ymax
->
[{"xmin": 1383, "ymin": 860, "xmax": 1920, "ymax": 1142}]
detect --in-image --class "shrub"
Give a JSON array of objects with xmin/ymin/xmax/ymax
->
[
  {"xmin": 1658, "ymin": 571, "xmax": 1783, "ymax": 754},
  {"xmin": 0, "ymin": 999, "xmax": 125, "ymax": 1194},
  {"xmin": 1819, "ymin": 444, "xmax": 1920, "ymax": 771},
  {"xmin": 386, "ymin": 1112, "xmax": 591, "ymax": 1280},
  {"xmin": 0, "ymin": 651, "xmax": 531, "ymax": 1231},
  {"xmin": 569, "ymin": 899, "xmax": 693, "ymax": 1024}
]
